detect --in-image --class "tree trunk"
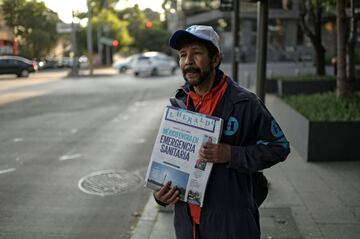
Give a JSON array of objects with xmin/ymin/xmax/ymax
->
[
  {"xmin": 346, "ymin": 0, "xmax": 358, "ymax": 95},
  {"xmin": 299, "ymin": 0, "xmax": 326, "ymax": 76},
  {"xmin": 315, "ymin": 43, "xmax": 326, "ymax": 75},
  {"xmin": 314, "ymin": 0, "xmax": 325, "ymax": 75},
  {"xmin": 336, "ymin": 0, "xmax": 349, "ymax": 97}
]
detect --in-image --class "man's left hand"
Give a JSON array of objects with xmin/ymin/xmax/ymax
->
[{"xmin": 199, "ymin": 142, "xmax": 231, "ymax": 163}]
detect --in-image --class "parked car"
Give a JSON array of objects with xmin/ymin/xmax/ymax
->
[
  {"xmin": 0, "ymin": 55, "xmax": 37, "ymax": 77},
  {"xmin": 78, "ymin": 55, "xmax": 88, "ymax": 68},
  {"xmin": 131, "ymin": 52, "xmax": 177, "ymax": 77},
  {"xmin": 38, "ymin": 58, "xmax": 60, "ymax": 70},
  {"xmin": 112, "ymin": 54, "xmax": 140, "ymax": 73}
]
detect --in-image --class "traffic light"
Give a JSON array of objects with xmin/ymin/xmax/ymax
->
[
  {"xmin": 112, "ymin": 40, "xmax": 119, "ymax": 47},
  {"xmin": 145, "ymin": 21, "xmax": 153, "ymax": 28}
]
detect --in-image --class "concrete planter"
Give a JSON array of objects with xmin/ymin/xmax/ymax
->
[
  {"xmin": 268, "ymin": 96, "xmax": 360, "ymax": 161},
  {"xmin": 267, "ymin": 78, "xmax": 360, "ymax": 96},
  {"xmin": 265, "ymin": 79, "xmax": 278, "ymax": 93},
  {"xmin": 276, "ymin": 79, "xmax": 336, "ymax": 96}
]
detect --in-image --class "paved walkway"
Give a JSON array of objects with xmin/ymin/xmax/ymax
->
[
  {"xmin": 131, "ymin": 94, "xmax": 360, "ymax": 239},
  {"xmin": 132, "ymin": 147, "xmax": 360, "ymax": 239},
  {"xmin": 72, "ymin": 66, "xmax": 118, "ymax": 77},
  {"xmin": 130, "ymin": 68, "xmax": 360, "ymax": 238}
]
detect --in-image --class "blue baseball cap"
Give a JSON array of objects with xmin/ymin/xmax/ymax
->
[{"xmin": 169, "ymin": 25, "xmax": 220, "ymax": 52}]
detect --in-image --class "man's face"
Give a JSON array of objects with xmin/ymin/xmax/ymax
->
[{"xmin": 178, "ymin": 42, "xmax": 215, "ymax": 87}]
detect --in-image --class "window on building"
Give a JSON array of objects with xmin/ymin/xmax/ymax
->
[{"xmin": 269, "ymin": 0, "xmax": 283, "ymax": 9}]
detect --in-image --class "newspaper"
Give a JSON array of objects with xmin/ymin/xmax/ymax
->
[{"xmin": 145, "ymin": 106, "xmax": 223, "ymax": 207}]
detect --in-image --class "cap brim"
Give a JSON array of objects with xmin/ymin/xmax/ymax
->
[{"xmin": 169, "ymin": 30, "xmax": 215, "ymax": 51}]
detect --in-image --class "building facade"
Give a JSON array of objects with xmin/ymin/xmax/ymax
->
[
  {"xmin": 0, "ymin": 5, "xmax": 17, "ymax": 55},
  {"xmin": 165, "ymin": 0, "xmax": 339, "ymax": 63}
]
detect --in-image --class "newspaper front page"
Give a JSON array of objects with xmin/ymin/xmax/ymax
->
[{"xmin": 145, "ymin": 106, "xmax": 223, "ymax": 207}]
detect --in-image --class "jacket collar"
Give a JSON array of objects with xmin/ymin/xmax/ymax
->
[{"xmin": 225, "ymin": 75, "xmax": 250, "ymax": 104}]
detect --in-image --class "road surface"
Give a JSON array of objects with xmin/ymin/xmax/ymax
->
[{"xmin": 0, "ymin": 70, "xmax": 182, "ymax": 239}]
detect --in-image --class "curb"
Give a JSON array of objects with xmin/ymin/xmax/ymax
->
[{"xmin": 131, "ymin": 194, "xmax": 159, "ymax": 239}]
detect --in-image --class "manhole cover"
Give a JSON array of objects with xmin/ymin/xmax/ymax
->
[{"xmin": 78, "ymin": 169, "xmax": 143, "ymax": 196}]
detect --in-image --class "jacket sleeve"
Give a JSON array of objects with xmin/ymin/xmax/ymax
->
[{"xmin": 228, "ymin": 98, "xmax": 290, "ymax": 172}]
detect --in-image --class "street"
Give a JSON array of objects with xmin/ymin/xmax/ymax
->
[{"xmin": 0, "ymin": 70, "xmax": 183, "ymax": 239}]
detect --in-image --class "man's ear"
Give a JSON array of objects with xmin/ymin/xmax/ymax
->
[{"xmin": 212, "ymin": 53, "xmax": 222, "ymax": 68}]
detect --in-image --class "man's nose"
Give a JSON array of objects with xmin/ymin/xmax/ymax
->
[{"xmin": 184, "ymin": 54, "xmax": 194, "ymax": 65}]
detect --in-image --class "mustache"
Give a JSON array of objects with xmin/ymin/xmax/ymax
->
[{"xmin": 183, "ymin": 67, "xmax": 201, "ymax": 74}]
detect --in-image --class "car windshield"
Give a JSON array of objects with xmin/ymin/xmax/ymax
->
[{"xmin": 138, "ymin": 56, "xmax": 150, "ymax": 61}]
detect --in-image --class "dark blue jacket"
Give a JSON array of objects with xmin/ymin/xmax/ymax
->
[{"xmin": 169, "ymin": 70, "xmax": 290, "ymax": 239}]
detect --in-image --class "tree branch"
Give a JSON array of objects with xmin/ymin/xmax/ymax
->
[
  {"xmin": 299, "ymin": 0, "xmax": 316, "ymax": 42},
  {"xmin": 348, "ymin": 0, "xmax": 358, "ymax": 46},
  {"xmin": 299, "ymin": 14, "xmax": 315, "ymax": 41}
]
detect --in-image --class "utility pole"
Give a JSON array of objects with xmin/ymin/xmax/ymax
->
[
  {"xmin": 70, "ymin": 10, "xmax": 78, "ymax": 76},
  {"xmin": 103, "ymin": 25, "xmax": 111, "ymax": 65},
  {"xmin": 87, "ymin": 0, "xmax": 94, "ymax": 75},
  {"xmin": 255, "ymin": 0, "xmax": 269, "ymax": 102},
  {"xmin": 232, "ymin": 0, "xmax": 240, "ymax": 83},
  {"xmin": 97, "ymin": 25, "xmax": 103, "ymax": 66},
  {"xmin": 97, "ymin": 0, "xmax": 106, "ymax": 66}
]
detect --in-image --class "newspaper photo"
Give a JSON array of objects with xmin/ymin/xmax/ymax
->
[{"xmin": 145, "ymin": 106, "xmax": 223, "ymax": 207}]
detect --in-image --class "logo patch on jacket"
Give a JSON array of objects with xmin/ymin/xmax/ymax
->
[
  {"xmin": 223, "ymin": 116, "xmax": 239, "ymax": 136},
  {"xmin": 271, "ymin": 120, "xmax": 284, "ymax": 138}
]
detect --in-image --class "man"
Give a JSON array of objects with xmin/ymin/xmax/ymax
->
[{"xmin": 153, "ymin": 25, "xmax": 290, "ymax": 239}]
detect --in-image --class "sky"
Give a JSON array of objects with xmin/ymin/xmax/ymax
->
[{"xmin": 42, "ymin": 0, "xmax": 164, "ymax": 23}]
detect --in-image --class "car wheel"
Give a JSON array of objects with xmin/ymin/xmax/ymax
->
[
  {"xmin": 134, "ymin": 72, "xmax": 139, "ymax": 76},
  {"xmin": 18, "ymin": 69, "xmax": 29, "ymax": 77},
  {"xmin": 151, "ymin": 68, "xmax": 158, "ymax": 76},
  {"xmin": 119, "ymin": 66, "xmax": 127, "ymax": 73},
  {"xmin": 171, "ymin": 67, "xmax": 176, "ymax": 75}
]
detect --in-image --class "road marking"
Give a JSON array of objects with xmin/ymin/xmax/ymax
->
[
  {"xmin": 0, "ymin": 91, "xmax": 46, "ymax": 106},
  {"xmin": 13, "ymin": 138, "xmax": 24, "ymax": 142},
  {"xmin": 59, "ymin": 153, "xmax": 83, "ymax": 161},
  {"xmin": 0, "ymin": 168, "xmax": 16, "ymax": 175}
]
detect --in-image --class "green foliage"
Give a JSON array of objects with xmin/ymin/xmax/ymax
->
[
  {"xmin": 2, "ymin": 0, "xmax": 25, "ymax": 28},
  {"xmin": 117, "ymin": 5, "xmax": 171, "ymax": 54},
  {"xmin": 282, "ymin": 92, "xmax": 360, "ymax": 121},
  {"xmin": 95, "ymin": 9, "xmax": 133, "ymax": 47},
  {"xmin": 2, "ymin": 0, "xmax": 59, "ymax": 59},
  {"xmin": 272, "ymin": 74, "xmax": 336, "ymax": 81},
  {"xmin": 323, "ymin": 0, "xmax": 336, "ymax": 11},
  {"xmin": 88, "ymin": 0, "xmax": 118, "ymax": 13},
  {"xmin": 74, "ymin": 6, "xmax": 132, "ymax": 55}
]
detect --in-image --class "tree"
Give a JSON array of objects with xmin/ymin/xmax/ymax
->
[
  {"xmin": 345, "ymin": 0, "xmax": 359, "ymax": 96},
  {"xmin": 299, "ymin": 0, "xmax": 326, "ymax": 75},
  {"xmin": 95, "ymin": 9, "xmax": 132, "ymax": 48},
  {"xmin": 88, "ymin": 0, "xmax": 118, "ymax": 13},
  {"xmin": 336, "ymin": 0, "xmax": 360, "ymax": 98},
  {"xmin": 73, "ymin": 8, "xmax": 132, "ymax": 56},
  {"xmin": 2, "ymin": 0, "xmax": 59, "ymax": 59},
  {"xmin": 117, "ymin": 5, "xmax": 171, "ymax": 54}
]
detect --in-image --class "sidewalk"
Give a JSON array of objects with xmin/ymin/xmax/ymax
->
[
  {"xmin": 67, "ymin": 66, "xmax": 118, "ymax": 78},
  {"xmin": 131, "ymin": 138, "xmax": 360, "ymax": 239}
]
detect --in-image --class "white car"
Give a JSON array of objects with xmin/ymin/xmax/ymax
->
[
  {"xmin": 131, "ymin": 52, "xmax": 177, "ymax": 77},
  {"xmin": 112, "ymin": 54, "xmax": 140, "ymax": 73}
]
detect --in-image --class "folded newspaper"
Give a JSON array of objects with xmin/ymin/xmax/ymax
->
[{"xmin": 145, "ymin": 106, "xmax": 223, "ymax": 207}]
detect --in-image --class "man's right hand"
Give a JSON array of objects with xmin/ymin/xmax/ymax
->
[{"xmin": 153, "ymin": 181, "xmax": 180, "ymax": 205}]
